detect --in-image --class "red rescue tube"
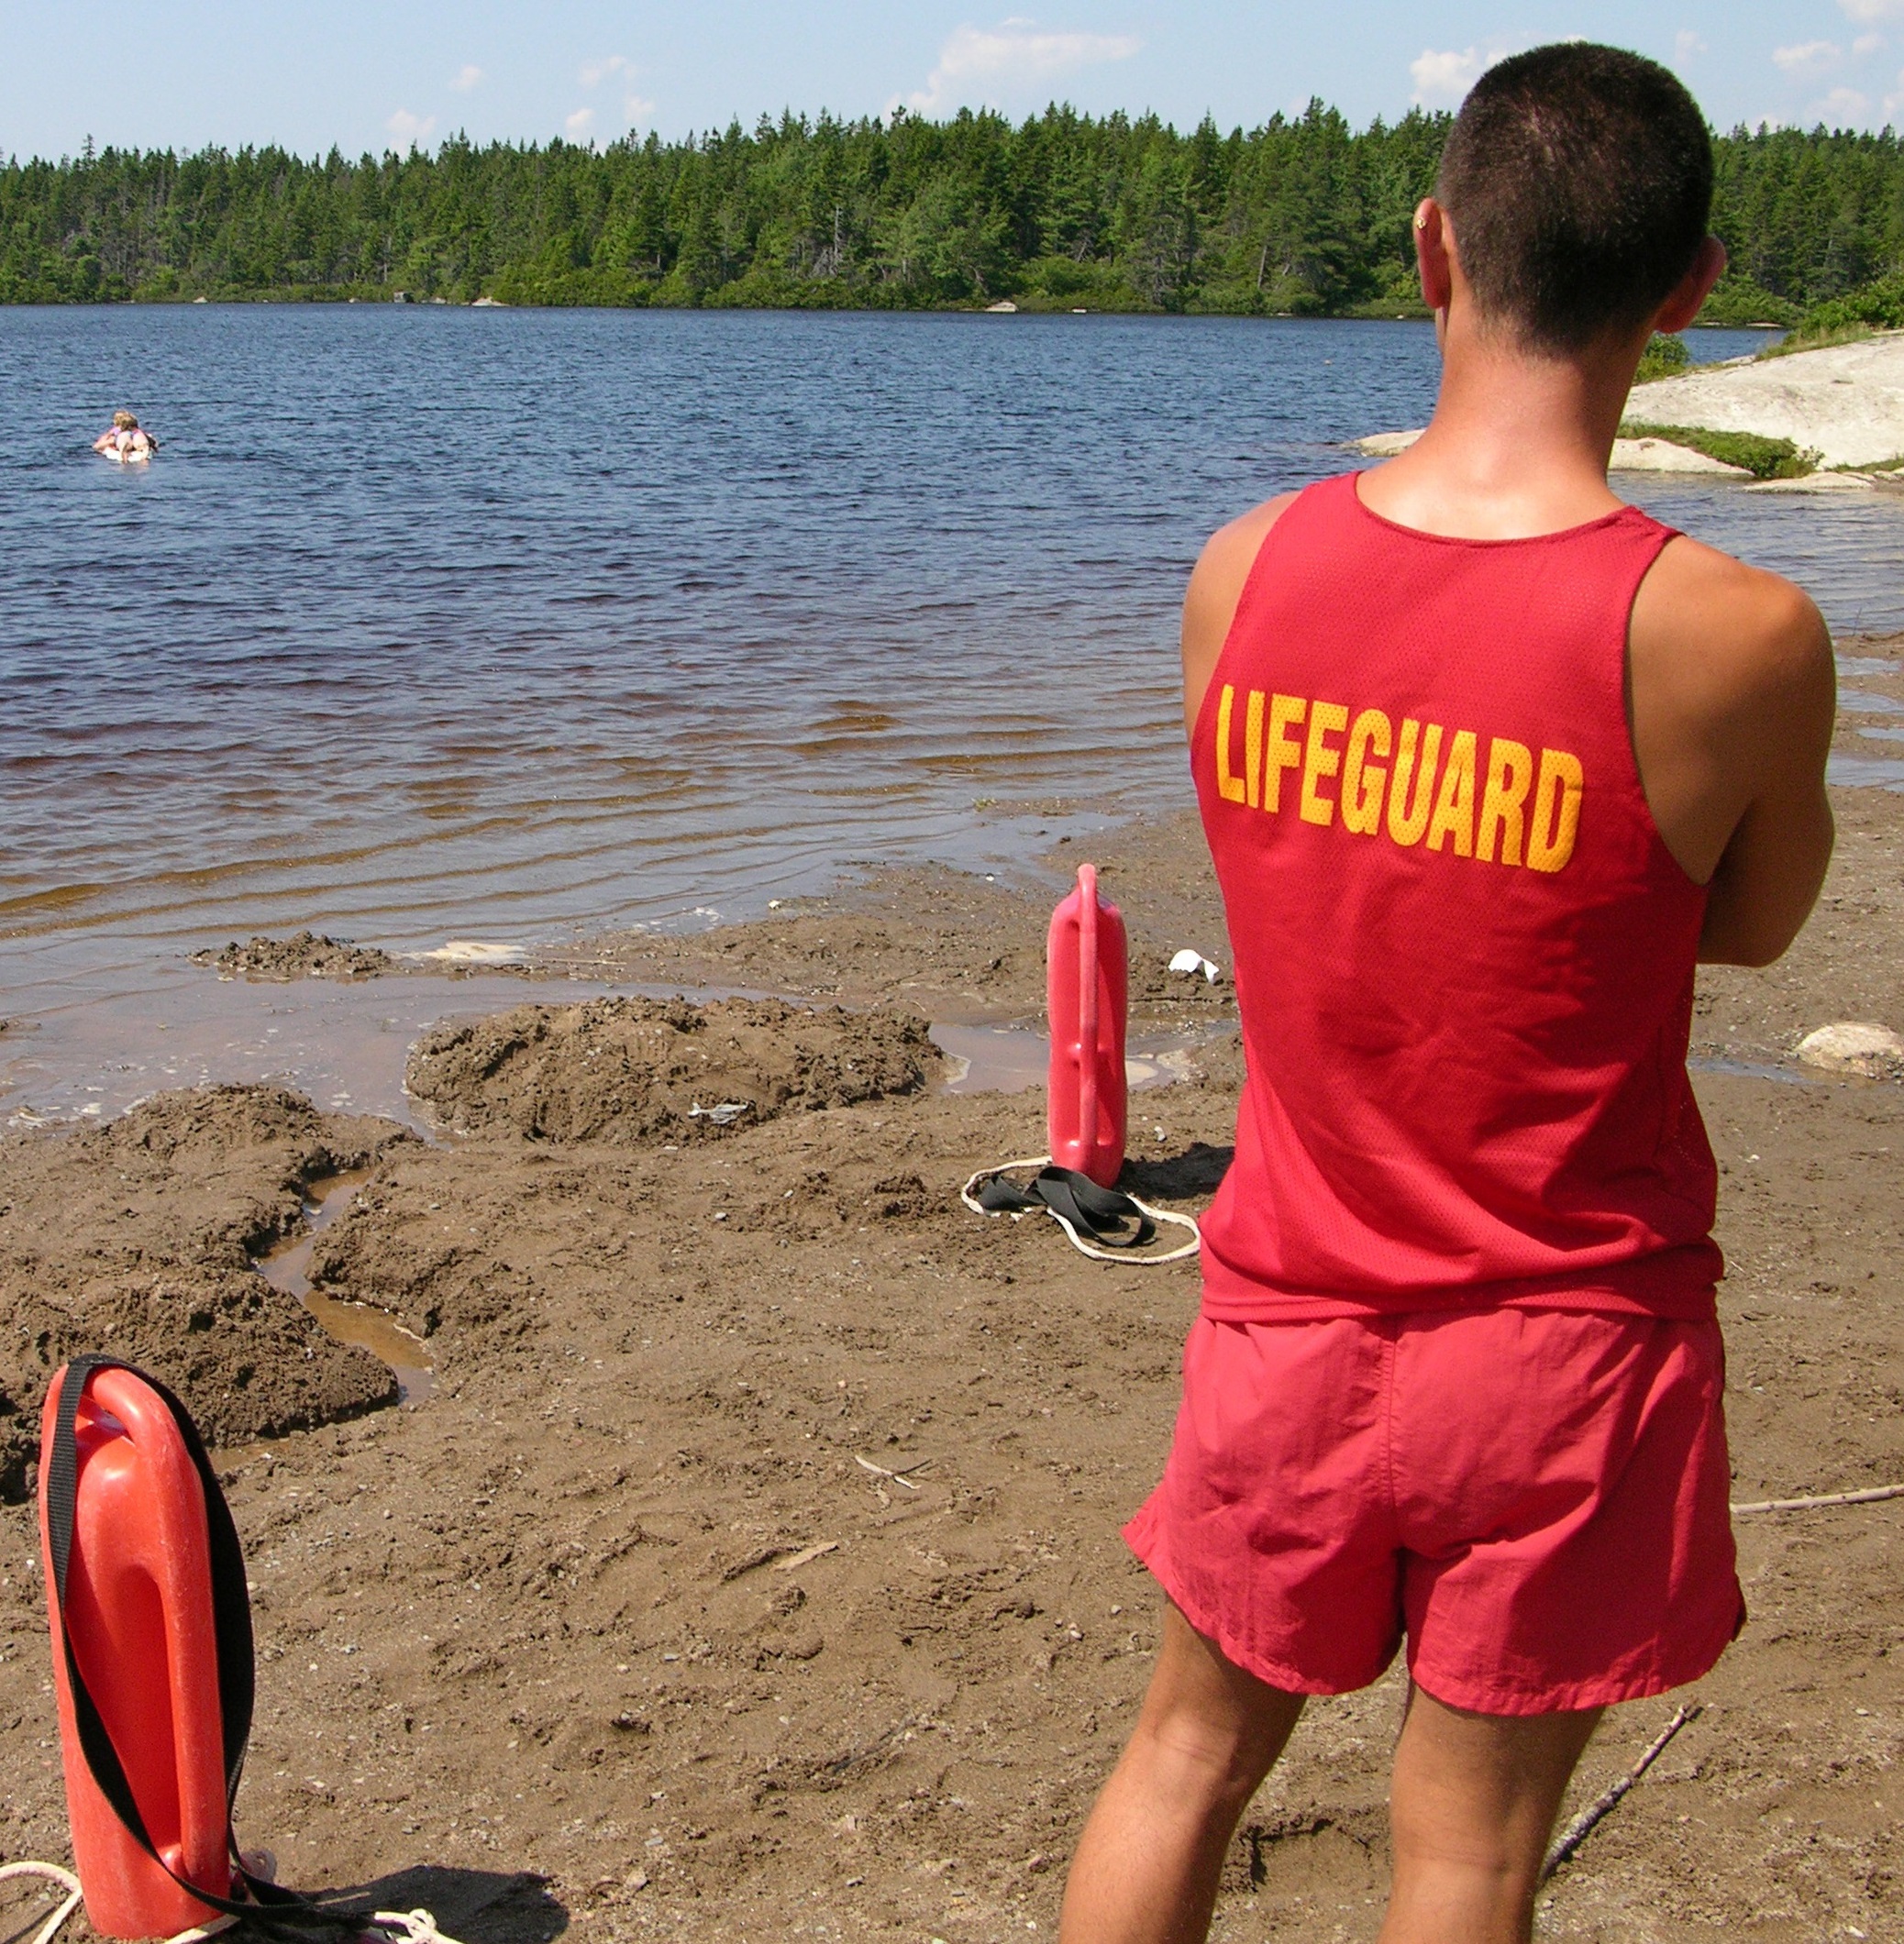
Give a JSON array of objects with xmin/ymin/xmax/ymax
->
[
  {"xmin": 39, "ymin": 1365, "xmax": 233, "ymax": 1939},
  {"xmin": 1047, "ymin": 862, "xmax": 1128, "ymax": 1188}
]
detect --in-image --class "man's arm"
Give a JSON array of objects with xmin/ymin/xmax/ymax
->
[
  {"xmin": 1628, "ymin": 539, "xmax": 1836, "ymax": 967},
  {"xmin": 1180, "ymin": 493, "xmax": 1298, "ymax": 738}
]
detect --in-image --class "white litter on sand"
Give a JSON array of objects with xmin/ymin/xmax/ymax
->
[
  {"xmin": 416, "ymin": 940, "xmax": 529, "ymax": 965},
  {"xmin": 1168, "ymin": 948, "xmax": 1222, "ymax": 983}
]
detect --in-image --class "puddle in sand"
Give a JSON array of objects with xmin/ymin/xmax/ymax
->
[
  {"xmin": 0, "ymin": 953, "xmax": 747, "ymax": 1131},
  {"xmin": 256, "ymin": 1172, "xmax": 433, "ymax": 1402},
  {"xmin": 940, "ymin": 1033, "xmax": 1821, "ymax": 1094},
  {"xmin": 1828, "ymin": 754, "xmax": 1904, "ymax": 790},
  {"xmin": 1689, "ymin": 1055, "xmax": 1819, "ymax": 1087},
  {"xmin": 931, "ymin": 1022, "xmax": 1231, "ymax": 1094}
]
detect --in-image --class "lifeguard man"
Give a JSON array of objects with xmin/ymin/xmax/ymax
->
[{"xmin": 1063, "ymin": 43, "xmax": 1834, "ymax": 1944}]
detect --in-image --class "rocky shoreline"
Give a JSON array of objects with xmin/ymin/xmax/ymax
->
[{"xmin": 1355, "ymin": 330, "xmax": 1904, "ymax": 490}]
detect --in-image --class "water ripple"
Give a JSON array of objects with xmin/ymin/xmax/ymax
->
[{"xmin": 2, "ymin": 308, "xmax": 1899, "ymax": 998}]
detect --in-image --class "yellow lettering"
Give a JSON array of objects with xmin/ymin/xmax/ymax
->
[
  {"xmin": 1527, "ymin": 749, "xmax": 1585, "ymax": 873},
  {"xmin": 1477, "ymin": 738, "xmax": 1533, "ymax": 866},
  {"xmin": 1213, "ymin": 685, "xmax": 1245, "ymax": 804},
  {"xmin": 1299, "ymin": 701, "xmax": 1350, "ymax": 826},
  {"xmin": 1425, "ymin": 729, "xmax": 1478, "ymax": 856},
  {"xmin": 1265, "ymin": 693, "xmax": 1306, "ymax": 813},
  {"xmin": 1385, "ymin": 719, "xmax": 1443, "ymax": 847},
  {"xmin": 1341, "ymin": 709, "xmax": 1391, "ymax": 836},
  {"xmin": 1245, "ymin": 690, "xmax": 1265, "ymax": 811}
]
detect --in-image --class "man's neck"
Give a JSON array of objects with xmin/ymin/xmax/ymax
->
[{"xmin": 1359, "ymin": 312, "xmax": 1642, "ymax": 541}]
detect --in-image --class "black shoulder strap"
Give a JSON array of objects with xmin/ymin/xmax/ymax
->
[{"xmin": 44, "ymin": 1355, "xmax": 354, "ymax": 1938}]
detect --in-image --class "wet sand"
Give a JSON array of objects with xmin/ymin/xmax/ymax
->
[{"xmin": 2, "ymin": 644, "xmax": 1902, "ymax": 1943}]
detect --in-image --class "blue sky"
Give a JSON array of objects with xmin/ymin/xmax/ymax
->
[{"xmin": 2, "ymin": 1, "xmax": 1900, "ymax": 160}]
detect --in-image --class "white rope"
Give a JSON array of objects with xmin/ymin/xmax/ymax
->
[
  {"xmin": 365, "ymin": 1911, "xmax": 467, "ymax": 1944},
  {"xmin": 0, "ymin": 1859, "xmax": 460, "ymax": 1944},
  {"xmin": 961, "ymin": 1155, "xmax": 1202, "ymax": 1265},
  {"xmin": 0, "ymin": 1861, "xmax": 83, "ymax": 1944}
]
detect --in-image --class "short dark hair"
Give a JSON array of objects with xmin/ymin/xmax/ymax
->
[{"xmin": 1436, "ymin": 43, "xmax": 1713, "ymax": 352}]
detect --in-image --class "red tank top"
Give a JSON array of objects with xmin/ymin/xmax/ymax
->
[{"xmin": 1192, "ymin": 472, "xmax": 1721, "ymax": 1321}]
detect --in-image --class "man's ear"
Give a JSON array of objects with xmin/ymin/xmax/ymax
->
[
  {"xmin": 1414, "ymin": 198, "xmax": 1453, "ymax": 315},
  {"xmin": 1654, "ymin": 236, "xmax": 1728, "ymax": 334}
]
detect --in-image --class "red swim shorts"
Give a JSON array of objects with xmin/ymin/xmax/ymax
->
[{"xmin": 1125, "ymin": 1308, "xmax": 1743, "ymax": 1715}]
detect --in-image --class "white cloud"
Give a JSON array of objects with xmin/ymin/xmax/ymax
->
[
  {"xmin": 387, "ymin": 108, "xmax": 436, "ymax": 145},
  {"xmin": 1854, "ymin": 32, "xmax": 1885, "ymax": 53},
  {"xmin": 1817, "ymin": 83, "xmax": 1871, "ymax": 117},
  {"xmin": 625, "ymin": 93, "xmax": 658, "ymax": 123},
  {"xmin": 1409, "ymin": 45, "xmax": 1511, "ymax": 105},
  {"xmin": 565, "ymin": 106, "xmax": 596, "ymax": 138},
  {"xmin": 1773, "ymin": 39, "xmax": 1841, "ymax": 75},
  {"xmin": 1839, "ymin": 0, "xmax": 1904, "ymax": 21},
  {"xmin": 581, "ymin": 53, "xmax": 636, "ymax": 88},
  {"xmin": 903, "ymin": 18, "xmax": 1141, "ymax": 116},
  {"xmin": 1674, "ymin": 29, "xmax": 1707, "ymax": 61},
  {"xmin": 449, "ymin": 64, "xmax": 483, "ymax": 93}
]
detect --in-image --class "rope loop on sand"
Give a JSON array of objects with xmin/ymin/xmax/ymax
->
[
  {"xmin": 961, "ymin": 1155, "xmax": 1201, "ymax": 1265},
  {"xmin": 0, "ymin": 1861, "xmax": 461, "ymax": 1944},
  {"xmin": 0, "ymin": 1861, "xmax": 83, "ymax": 1944}
]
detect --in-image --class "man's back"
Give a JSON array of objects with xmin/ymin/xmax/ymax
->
[
  {"xmin": 1183, "ymin": 285, "xmax": 1835, "ymax": 989},
  {"xmin": 1187, "ymin": 472, "xmax": 1730, "ymax": 1320}
]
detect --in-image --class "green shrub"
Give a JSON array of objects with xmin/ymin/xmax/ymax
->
[
  {"xmin": 1696, "ymin": 275, "xmax": 1798, "ymax": 327},
  {"xmin": 1619, "ymin": 422, "xmax": 1817, "ymax": 479},
  {"xmin": 1781, "ymin": 272, "xmax": 1904, "ymax": 348},
  {"xmin": 1634, "ymin": 334, "xmax": 1690, "ymax": 381}
]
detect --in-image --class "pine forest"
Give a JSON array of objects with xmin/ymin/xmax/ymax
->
[{"xmin": 6, "ymin": 104, "xmax": 1904, "ymax": 328}]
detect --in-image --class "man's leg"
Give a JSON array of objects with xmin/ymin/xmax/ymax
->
[
  {"xmin": 1059, "ymin": 1601, "xmax": 1306, "ymax": 1944},
  {"xmin": 1378, "ymin": 1684, "xmax": 1600, "ymax": 1944}
]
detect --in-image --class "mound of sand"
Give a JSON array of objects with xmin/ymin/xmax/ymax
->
[
  {"xmin": 404, "ymin": 995, "xmax": 937, "ymax": 1144},
  {"xmin": 0, "ymin": 1086, "xmax": 408, "ymax": 1497},
  {"xmin": 193, "ymin": 931, "xmax": 396, "ymax": 980}
]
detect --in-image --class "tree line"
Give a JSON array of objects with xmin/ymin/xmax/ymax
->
[{"xmin": 5, "ymin": 104, "xmax": 1902, "ymax": 324}]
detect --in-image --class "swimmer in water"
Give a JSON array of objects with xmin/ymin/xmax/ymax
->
[{"xmin": 93, "ymin": 410, "xmax": 157, "ymax": 462}]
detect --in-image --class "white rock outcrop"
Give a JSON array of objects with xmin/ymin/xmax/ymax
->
[{"xmin": 1628, "ymin": 332, "xmax": 1904, "ymax": 470}]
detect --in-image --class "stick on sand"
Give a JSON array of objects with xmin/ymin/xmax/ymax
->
[
  {"xmin": 1731, "ymin": 1482, "xmax": 1904, "ymax": 1515},
  {"xmin": 1540, "ymin": 1703, "xmax": 1701, "ymax": 1883}
]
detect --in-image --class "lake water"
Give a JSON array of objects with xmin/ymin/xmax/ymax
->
[{"xmin": 5, "ymin": 308, "xmax": 1902, "ymax": 1120}]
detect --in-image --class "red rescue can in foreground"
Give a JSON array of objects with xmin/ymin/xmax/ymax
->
[
  {"xmin": 1047, "ymin": 862, "xmax": 1129, "ymax": 1188},
  {"xmin": 39, "ymin": 1364, "xmax": 234, "ymax": 1938}
]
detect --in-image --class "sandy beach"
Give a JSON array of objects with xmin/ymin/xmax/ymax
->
[{"xmin": 1, "ymin": 643, "xmax": 1901, "ymax": 1944}]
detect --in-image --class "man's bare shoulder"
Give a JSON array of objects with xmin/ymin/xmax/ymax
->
[
  {"xmin": 1634, "ymin": 532, "xmax": 1833, "ymax": 719},
  {"xmin": 1180, "ymin": 492, "xmax": 1300, "ymax": 734},
  {"xmin": 1188, "ymin": 492, "xmax": 1300, "ymax": 608}
]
